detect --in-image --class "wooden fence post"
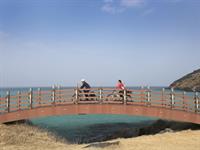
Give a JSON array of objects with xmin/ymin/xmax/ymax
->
[
  {"xmin": 6, "ymin": 91, "xmax": 10, "ymax": 113},
  {"xmin": 170, "ymin": 88, "xmax": 175, "ymax": 108},
  {"xmin": 29, "ymin": 88, "xmax": 33, "ymax": 109}
]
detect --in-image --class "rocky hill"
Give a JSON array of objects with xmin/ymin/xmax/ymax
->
[{"xmin": 170, "ymin": 69, "xmax": 200, "ymax": 92}]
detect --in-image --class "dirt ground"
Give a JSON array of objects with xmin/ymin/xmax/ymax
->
[{"xmin": 0, "ymin": 124, "xmax": 200, "ymax": 150}]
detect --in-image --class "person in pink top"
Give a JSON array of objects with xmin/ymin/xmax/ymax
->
[
  {"xmin": 116, "ymin": 80, "xmax": 126, "ymax": 98},
  {"xmin": 115, "ymin": 80, "xmax": 132, "ymax": 101},
  {"xmin": 116, "ymin": 80, "xmax": 125, "ymax": 90}
]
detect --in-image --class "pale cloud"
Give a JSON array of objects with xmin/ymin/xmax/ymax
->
[
  {"xmin": 101, "ymin": 0, "xmax": 183, "ymax": 14},
  {"xmin": 120, "ymin": 0, "xmax": 144, "ymax": 7},
  {"xmin": 0, "ymin": 31, "xmax": 9, "ymax": 50},
  {"xmin": 141, "ymin": 8, "xmax": 154, "ymax": 16},
  {"xmin": 101, "ymin": 3, "xmax": 116, "ymax": 14},
  {"xmin": 104, "ymin": 0, "xmax": 114, "ymax": 2},
  {"xmin": 168, "ymin": 0, "xmax": 182, "ymax": 2},
  {"xmin": 0, "ymin": 31, "xmax": 9, "ymax": 40},
  {"xmin": 101, "ymin": 0, "xmax": 144, "ymax": 14},
  {"xmin": 101, "ymin": 1, "xmax": 125, "ymax": 14}
]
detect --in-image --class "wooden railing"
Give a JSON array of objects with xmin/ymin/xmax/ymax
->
[{"xmin": 0, "ymin": 87, "xmax": 199, "ymax": 114}]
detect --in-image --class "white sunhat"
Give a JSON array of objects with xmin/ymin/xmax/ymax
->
[{"xmin": 81, "ymin": 79, "xmax": 85, "ymax": 82}]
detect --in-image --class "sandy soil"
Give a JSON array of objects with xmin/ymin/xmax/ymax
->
[{"xmin": 0, "ymin": 124, "xmax": 200, "ymax": 150}]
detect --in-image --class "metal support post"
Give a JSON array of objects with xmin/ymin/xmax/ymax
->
[
  {"xmin": 52, "ymin": 86, "xmax": 56, "ymax": 105},
  {"xmin": 6, "ymin": 91, "xmax": 10, "ymax": 112},
  {"xmin": 58, "ymin": 86, "xmax": 62, "ymax": 102},
  {"xmin": 38, "ymin": 88, "xmax": 41, "ymax": 105},
  {"xmin": 147, "ymin": 86, "xmax": 151, "ymax": 106},
  {"xmin": 140, "ymin": 86, "xmax": 144, "ymax": 102},
  {"xmin": 182, "ymin": 91, "xmax": 186, "ymax": 110},
  {"xmin": 124, "ymin": 90, "xmax": 127, "ymax": 105},
  {"xmin": 161, "ymin": 88, "xmax": 165, "ymax": 107},
  {"xmin": 170, "ymin": 88, "xmax": 175, "ymax": 108},
  {"xmin": 17, "ymin": 91, "xmax": 21, "ymax": 110},
  {"xmin": 29, "ymin": 88, "xmax": 33, "ymax": 109},
  {"xmin": 99, "ymin": 88, "xmax": 102, "ymax": 104},
  {"xmin": 75, "ymin": 87, "xmax": 79, "ymax": 104},
  {"xmin": 194, "ymin": 92, "xmax": 199, "ymax": 113}
]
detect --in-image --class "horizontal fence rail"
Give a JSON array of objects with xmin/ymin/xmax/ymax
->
[{"xmin": 0, "ymin": 87, "xmax": 199, "ymax": 116}]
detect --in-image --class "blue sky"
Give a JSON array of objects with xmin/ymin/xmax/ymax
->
[{"xmin": 0, "ymin": 0, "xmax": 200, "ymax": 87}]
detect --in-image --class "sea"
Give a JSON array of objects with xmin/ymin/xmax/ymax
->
[{"xmin": 0, "ymin": 86, "xmax": 195, "ymax": 143}]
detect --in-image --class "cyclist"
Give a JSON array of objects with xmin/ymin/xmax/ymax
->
[
  {"xmin": 116, "ymin": 80, "xmax": 125, "ymax": 90},
  {"xmin": 116, "ymin": 80, "xmax": 125, "ymax": 98},
  {"xmin": 80, "ymin": 79, "xmax": 91, "ymax": 98}
]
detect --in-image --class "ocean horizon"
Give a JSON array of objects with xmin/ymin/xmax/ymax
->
[{"xmin": 0, "ymin": 86, "xmax": 169, "ymax": 96}]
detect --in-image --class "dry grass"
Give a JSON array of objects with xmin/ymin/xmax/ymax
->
[
  {"xmin": 0, "ymin": 124, "xmax": 76, "ymax": 150},
  {"xmin": 107, "ymin": 130, "xmax": 200, "ymax": 150},
  {"xmin": 0, "ymin": 124, "xmax": 200, "ymax": 150}
]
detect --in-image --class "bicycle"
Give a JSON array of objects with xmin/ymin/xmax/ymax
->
[
  {"xmin": 105, "ymin": 89, "xmax": 132, "ymax": 101},
  {"xmin": 72, "ymin": 88, "xmax": 97, "ymax": 101}
]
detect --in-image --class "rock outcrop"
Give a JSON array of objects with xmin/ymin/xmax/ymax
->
[{"xmin": 170, "ymin": 69, "xmax": 200, "ymax": 92}]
